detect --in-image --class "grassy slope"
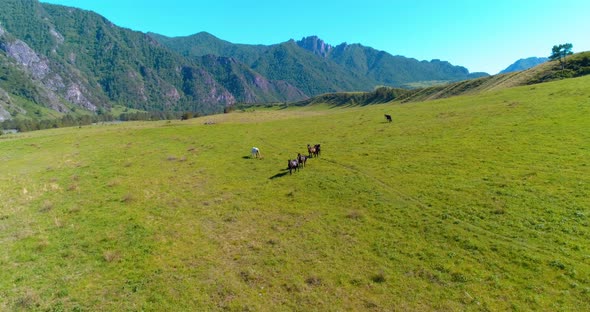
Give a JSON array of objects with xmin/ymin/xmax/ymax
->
[
  {"xmin": 0, "ymin": 76, "xmax": 589, "ymax": 311},
  {"xmin": 298, "ymin": 52, "xmax": 590, "ymax": 108}
]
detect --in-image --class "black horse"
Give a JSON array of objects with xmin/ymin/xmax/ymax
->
[
  {"xmin": 384, "ymin": 114, "xmax": 392, "ymax": 122},
  {"xmin": 288, "ymin": 159, "xmax": 299, "ymax": 175},
  {"xmin": 297, "ymin": 153, "xmax": 307, "ymax": 168},
  {"xmin": 314, "ymin": 144, "xmax": 321, "ymax": 157}
]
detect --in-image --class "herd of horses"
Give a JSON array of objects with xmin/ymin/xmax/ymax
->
[
  {"xmin": 256, "ymin": 114, "xmax": 392, "ymax": 176},
  {"xmin": 287, "ymin": 144, "xmax": 321, "ymax": 175}
]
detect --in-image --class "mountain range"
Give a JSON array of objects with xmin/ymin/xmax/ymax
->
[
  {"xmin": 499, "ymin": 57, "xmax": 548, "ymax": 74},
  {"xmin": 0, "ymin": 0, "xmax": 490, "ymax": 120}
]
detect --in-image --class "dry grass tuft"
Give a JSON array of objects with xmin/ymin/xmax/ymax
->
[
  {"xmin": 121, "ymin": 193, "xmax": 134, "ymax": 203},
  {"xmin": 39, "ymin": 200, "xmax": 53, "ymax": 212},
  {"xmin": 14, "ymin": 288, "xmax": 40, "ymax": 309},
  {"xmin": 346, "ymin": 210, "xmax": 364, "ymax": 220},
  {"xmin": 493, "ymin": 208, "xmax": 506, "ymax": 215},
  {"xmin": 371, "ymin": 272, "xmax": 386, "ymax": 283},
  {"xmin": 35, "ymin": 239, "xmax": 49, "ymax": 251},
  {"xmin": 305, "ymin": 276, "xmax": 322, "ymax": 286},
  {"xmin": 54, "ymin": 217, "xmax": 64, "ymax": 228},
  {"xmin": 103, "ymin": 250, "xmax": 121, "ymax": 263},
  {"xmin": 68, "ymin": 205, "xmax": 81, "ymax": 214},
  {"xmin": 107, "ymin": 178, "xmax": 121, "ymax": 187}
]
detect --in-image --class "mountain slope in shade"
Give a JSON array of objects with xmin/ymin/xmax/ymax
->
[
  {"xmin": 197, "ymin": 55, "xmax": 307, "ymax": 103},
  {"xmin": 500, "ymin": 57, "xmax": 548, "ymax": 74}
]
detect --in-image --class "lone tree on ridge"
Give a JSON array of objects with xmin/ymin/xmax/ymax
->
[{"xmin": 549, "ymin": 43, "xmax": 573, "ymax": 70}]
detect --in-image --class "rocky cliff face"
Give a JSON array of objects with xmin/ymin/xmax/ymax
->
[
  {"xmin": 198, "ymin": 55, "xmax": 308, "ymax": 103},
  {"xmin": 0, "ymin": 25, "xmax": 98, "ymax": 113},
  {"xmin": 4, "ymin": 39, "xmax": 51, "ymax": 80},
  {"xmin": 0, "ymin": 87, "xmax": 13, "ymax": 121},
  {"xmin": 296, "ymin": 36, "xmax": 333, "ymax": 58},
  {"xmin": 0, "ymin": 2, "xmax": 243, "ymax": 118}
]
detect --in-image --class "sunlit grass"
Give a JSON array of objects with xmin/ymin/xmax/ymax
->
[{"xmin": 0, "ymin": 76, "xmax": 589, "ymax": 310}]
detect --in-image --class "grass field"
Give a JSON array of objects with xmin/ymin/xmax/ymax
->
[{"xmin": 1, "ymin": 75, "xmax": 589, "ymax": 311}]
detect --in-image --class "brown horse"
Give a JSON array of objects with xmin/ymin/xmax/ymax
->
[
  {"xmin": 384, "ymin": 114, "xmax": 392, "ymax": 122},
  {"xmin": 307, "ymin": 144, "xmax": 316, "ymax": 158}
]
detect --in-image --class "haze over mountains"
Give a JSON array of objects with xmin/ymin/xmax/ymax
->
[{"xmin": 0, "ymin": 0, "xmax": 520, "ymax": 121}]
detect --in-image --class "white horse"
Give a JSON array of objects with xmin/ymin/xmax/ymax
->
[{"xmin": 251, "ymin": 147, "xmax": 261, "ymax": 158}]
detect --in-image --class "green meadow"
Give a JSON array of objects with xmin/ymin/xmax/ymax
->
[{"xmin": 1, "ymin": 76, "xmax": 589, "ymax": 311}]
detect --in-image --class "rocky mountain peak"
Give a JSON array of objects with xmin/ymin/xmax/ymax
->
[{"xmin": 296, "ymin": 36, "xmax": 333, "ymax": 58}]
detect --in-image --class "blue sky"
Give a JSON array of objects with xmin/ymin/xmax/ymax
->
[{"xmin": 41, "ymin": 0, "xmax": 590, "ymax": 74}]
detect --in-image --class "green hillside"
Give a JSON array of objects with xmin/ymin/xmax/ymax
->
[
  {"xmin": 149, "ymin": 32, "xmax": 269, "ymax": 66},
  {"xmin": 1, "ymin": 74, "xmax": 589, "ymax": 310},
  {"xmin": 297, "ymin": 51, "xmax": 590, "ymax": 107},
  {"xmin": 251, "ymin": 40, "xmax": 374, "ymax": 95},
  {"xmin": 328, "ymin": 42, "xmax": 488, "ymax": 87},
  {"xmin": 0, "ymin": 0, "xmax": 303, "ymax": 119},
  {"xmin": 151, "ymin": 33, "xmax": 489, "ymax": 93},
  {"xmin": 1, "ymin": 0, "xmax": 493, "ymax": 121},
  {"xmin": 197, "ymin": 54, "xmax": 308, "ymax": 104}
]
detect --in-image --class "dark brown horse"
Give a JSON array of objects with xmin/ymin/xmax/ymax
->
[
  {"xmin": 288, "ymin": 159, "xmax": 299, "ymax": 175},
  {"xmin": 297, "ymin": 153, "xmax": 307, "ymax": 168},
  {"xmin": 314, "ymin": 144, "xmax": 321, "ymax": 157},
  {"xmin": 384, "ymin": 114, "xmax": 392, "ymax": 122}
]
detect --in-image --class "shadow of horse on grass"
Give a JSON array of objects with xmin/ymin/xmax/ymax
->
[{"xmin": 269, "ymin": 170, "xmax": 289, "ymax": 180}]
